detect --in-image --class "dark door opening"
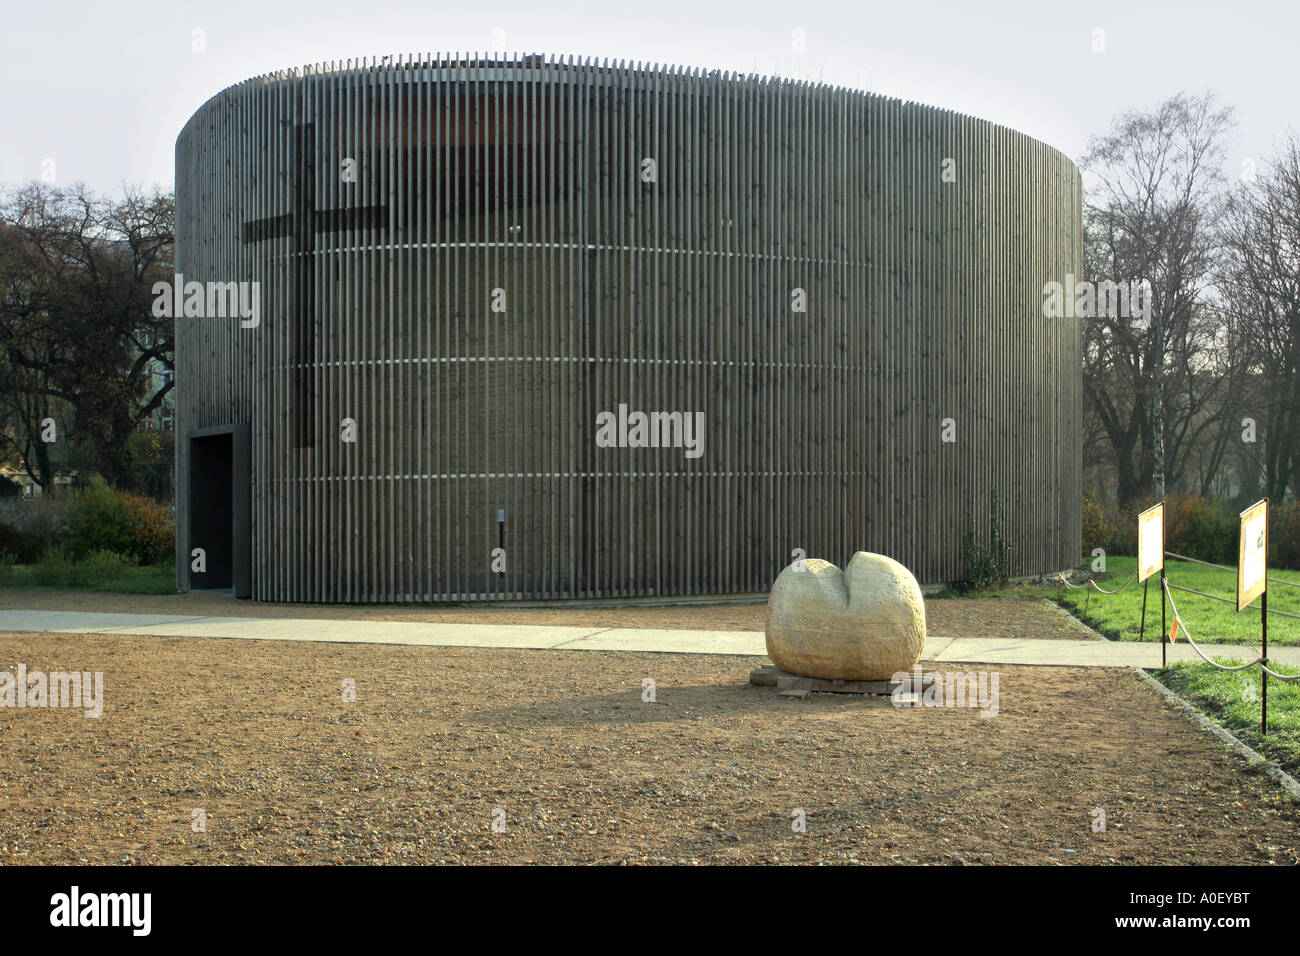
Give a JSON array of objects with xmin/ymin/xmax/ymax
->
[{"xmin": 189, "ymin": 425, "xmax": 251, "ymax": 596}]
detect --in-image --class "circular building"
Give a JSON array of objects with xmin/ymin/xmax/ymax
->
[{"xmin": 173, "ymin": 54, "xmax": 1082, "ymax": 602}]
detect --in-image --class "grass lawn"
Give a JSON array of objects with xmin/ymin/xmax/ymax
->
[
  {"xmin": 1155, "ymin": 660, "xmax": 1300, "ymax": 777},
  {"xmin": 0, "ymin": 554, "xmax": 175, "ymax": 593},
  {"xmin": 1052, "ymin": 555, "xmax": 1300, "ymax": 647}
]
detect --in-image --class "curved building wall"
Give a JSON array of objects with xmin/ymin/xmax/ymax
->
[{"xmin": 174, "ymin": 55, "xmax": 1083, "ymax": 602}]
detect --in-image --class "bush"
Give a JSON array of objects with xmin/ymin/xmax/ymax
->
[
  {"xmin": 0, "ymin": 518, "xmax": 48, "ymax": 563},
  {"xmin": 1271, "ymin": 503, "xmax": 1300, "ymax": 571},
  {"xmin": 0, "ymin": 496, "xmax": 65, "ymax": 563},
  {"xmin": 25, "ymin": 551, "xmax": 83, "ymax": 587},
  {"xmin": 59, "ymin": 478, "xmax": 174, "ymax": 565},
  {"xmin": 1083, "ymin": 489, "xmax": 1121, "ymax": 555},
  {"xmin": 60, "ymin": 479, "xmax": 135, "ymax": 559},
  {"xmin": 25, "ymin": 549, "xmax": 133, "ymax": 588},
  {"xmin": 0, "ymin": 520, "xmax": 21, "ymax": 560},
  {"xmin": 1082, "ymin": 492, "xmax": 1264, "ymax": 566},
  {"xmin": 1079, "ymin": 490, "xmax": 1135, "ymax": 558},
  {"xmin": 1086, "ymin": 492, "xmax": 1296, "ymax": 569},
  {"xmin": 83, "ymin": 549, "xmax": 134, "ymax": 576},
  {"xmin": 122, "ymin": 494, "xmax": 174, "ymax": 565},
  {"xmin": 1165, "ymin": 493, "xmax": 1236, "ymax": 565},
  {"xmin": 950, "ymin": 487, "xmax": 1011, "ymax": 594}
]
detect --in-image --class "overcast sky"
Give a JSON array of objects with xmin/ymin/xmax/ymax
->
[{"xmin": 1, "ymin": 0, "xmax": 1295, "ymax": 193}]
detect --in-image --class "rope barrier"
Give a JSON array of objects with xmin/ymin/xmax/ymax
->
[
  {"xmin": 1165, "ymin": 550, "xmax": 1300, "ymax": 591},
  {"xmin": 1059, "ymin": 557, "xmax": 1300, "ymax": 625},
  {"xmin": 1053, "ymin": 522, "xmax": 1300, "ymax": 733},
  {"xmin": 1055, "ymin": 556, "xmax": 1300, "ymax": 733},
  {"xmin": 1167, "ymin": 582, "xmax": 1236, "ymax": 606},
  {"xmin": 1259, "ymin": 662, "xmax": 1300, "ymax": 682},
  {"xmin": 1165, "ymin": 582, "xmax": 1300, "ymax": 620},
  {"xmin": 1087, "ymin": 566, "xmax": 1138, "ymax": 594},
  {"xmin": 1162, "ymin": 579, "xmax": 1264, "ymax": 672},
  {"xmin": 1054, "ymin": 567, "xmax": 1137, "ymax": 594},
  {"xmin": 1163, "ymin": 579, "xmax": 1300, "ymax": 681}
]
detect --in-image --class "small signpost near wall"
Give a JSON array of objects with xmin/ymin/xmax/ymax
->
[
  {"xmin": 1137, "ymin": 502, "xmax": 1166, "ymax": 665},
  {"xmin": 1237, "ymin": 499, "xmax": 1269, "ymax": 732}
]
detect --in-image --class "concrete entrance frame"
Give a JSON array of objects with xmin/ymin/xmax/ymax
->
[{"xmin": 187, "ymin": 423, "xmax": 251, "ymax": 597}]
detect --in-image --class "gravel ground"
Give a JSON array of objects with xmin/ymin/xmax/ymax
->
[
  {"xmin": 1, "ymin": 630, "xmax": 1297, "ymax": 865},
  {"xmin": 0, "ymin": 588, "xmax": 1092, "ymax": 640}
]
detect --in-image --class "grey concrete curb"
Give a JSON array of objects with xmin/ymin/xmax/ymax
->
[{"xmin": 1131, "ymin": 666, "xmax": 1300, "ymax": 802}]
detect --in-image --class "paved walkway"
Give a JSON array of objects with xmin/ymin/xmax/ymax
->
[{"xmin": 2, "ymin": 609, "xmax": 1299, "ymax": 669}]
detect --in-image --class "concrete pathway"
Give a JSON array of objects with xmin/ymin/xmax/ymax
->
[{"xmin": 2, "ymin": 609, "xmax": 1299, "ymax": 669}]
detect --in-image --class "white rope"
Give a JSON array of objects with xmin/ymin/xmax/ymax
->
[
  {"xmin": 1259, "ymin": 663, "xmax": 1300, "ymax": 682},
  {"xmin": 1088, "ymin": 566, "xmax": 1139, "ymax": 594},
  {"xmin": 1056, "ymin": 572, "xmax": 1090, "ymax": 590},
  {"xmin": 1162, "ymin": 578, "xmax": 1263, "ymax": 672},
  {"xmin": 1055, "ymin": 566, "xmax": 1137, "ymax": 594}
]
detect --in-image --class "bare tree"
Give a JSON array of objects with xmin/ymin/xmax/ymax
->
[
  {"xmin": 1081, "ymin": 92, "xmax": 1235, "ymax": 509},
  {"xmin": 1220, "ymin": 135, "xmax": 1300, "ymax": 503},
  {"xmin": 0, "ymin": 183, "xmax": 174, "ymax": 488}
]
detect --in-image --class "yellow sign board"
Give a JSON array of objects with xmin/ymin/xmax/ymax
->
[
  {"xmin": 1237, "ymin": 499, "xmax": 1269, "ymax": 611},
  {"xmin": 1137, "ymin": 502, "xmax": 1164, "ymax": 582}
]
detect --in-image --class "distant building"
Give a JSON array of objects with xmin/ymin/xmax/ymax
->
[
  {"xmin": 138, "ymin": 333, "xmax": 175, "ymax": 434},
  {"xmin": 0, "ymin": 464, "xmax": 76, "ymax": 496}
]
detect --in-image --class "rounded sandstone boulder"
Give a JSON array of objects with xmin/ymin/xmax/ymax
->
[{"xmin": 765, "ymin": 552, "xmax": 926, "ymax": 680}]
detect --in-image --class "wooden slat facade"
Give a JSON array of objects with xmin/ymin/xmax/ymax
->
[{"xmin": 174, "ymin": 54, "xmax": 1083, "ymax": 602}]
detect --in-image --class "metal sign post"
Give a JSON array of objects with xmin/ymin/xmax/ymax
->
[
  {"xmin": 1161, "ymin": 562, "xmax": 1167, "ymax": 668},
  {"xmin": 1139, "ymin": 577, "xmax": 1149, "ymax": 641},
  {"xmin": 1262, "ymin": 587, "xmax": 1268, "ymax": 734}
]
